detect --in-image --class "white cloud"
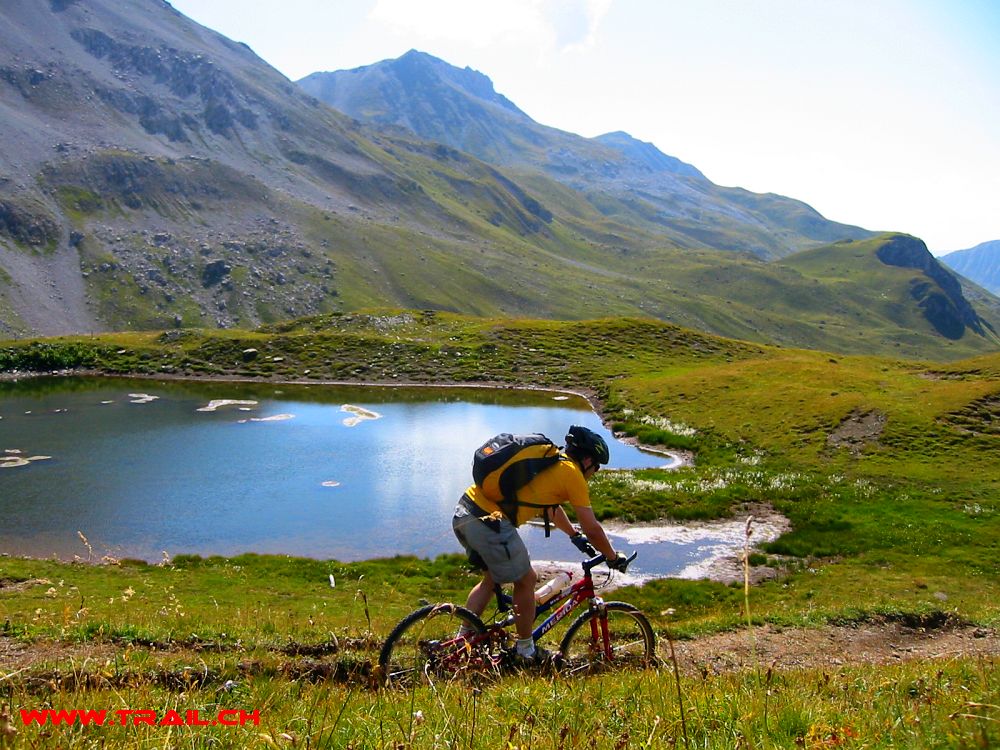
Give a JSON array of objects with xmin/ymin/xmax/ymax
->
[
  {"xmin": 544, "ymin": 0, "xmax": 614, "ymax": 52},
  {"xmin": 369, "ymin": 0, "xmax": 545, "ymax": 48},
  {"xmin": 368, "ymin": 0, "xmax": 613, "ymax": 54}
]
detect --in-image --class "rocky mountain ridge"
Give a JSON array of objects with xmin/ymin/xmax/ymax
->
[
  {"xmin": 298, "ymin": 49, "xmax": 871, "ymax": 259},
  {"xmin": 1, "ymin": 0, "xmax": 607, "ymax": 336},
  {"xmin": 0, "ymin": 1, "xmax": 997, "ymax": 360}
]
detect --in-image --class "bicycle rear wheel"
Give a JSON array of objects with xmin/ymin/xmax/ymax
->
[
  {"xmin": 559, "ymin": 601, "xmax": 656, "ymax": 675},
  {"xmin": 378, "ymin": 603, "xmax": 493, "ymax": 685}
]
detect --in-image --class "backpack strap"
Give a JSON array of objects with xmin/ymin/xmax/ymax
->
[
  {"xmin": 497, "ymin": 454, "xmax": 561, "ymax": 502},
  {"xmin": 497, "ymin": 454, "xmax": 568, "ymax": 537},
  {"xmin": 498, "ymin": 497, "xmax": 557, "ymax": 536}
]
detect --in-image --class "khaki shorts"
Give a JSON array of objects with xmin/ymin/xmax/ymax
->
[{"xmin": 453, "ymin": 496, "xmax": 532, "ymax": 584}]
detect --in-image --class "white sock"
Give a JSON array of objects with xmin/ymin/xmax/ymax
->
[
  {"xmin": 456, "ymin": 623, "xmax": 476, "ymax": 638},
  {"xmin": 516, "ymin": 637, "xmax": 536, "ymax": 657}
]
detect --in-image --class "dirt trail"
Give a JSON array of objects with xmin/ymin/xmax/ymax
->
[
  {"xmin": 2, "ymin": 621, "xmax": 996, "ymax": 683},
  {"xmin": 669, "ymin": 620, "xmax": 998, "ymax": 676}
]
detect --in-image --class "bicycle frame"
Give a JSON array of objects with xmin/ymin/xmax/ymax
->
[
  {"xmin": 530, "ymin": 570, "xmax": 599, "ymax": 643},
  {"xmin": 390, "ymin": 551, "xmax": 640, "ymax": 677},
  {"xmin": 483, "ymin": 551, "xmax": 633, "ymax": 662}
]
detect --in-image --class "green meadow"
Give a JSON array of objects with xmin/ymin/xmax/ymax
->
[{"xmin": 1, "ymin": 311, "xmax": 998, "ymax": 748}]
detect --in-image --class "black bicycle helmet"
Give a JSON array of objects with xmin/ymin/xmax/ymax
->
[{"xmin": 565, "ymin": 425, "xmax": 610, "ymax": 466}]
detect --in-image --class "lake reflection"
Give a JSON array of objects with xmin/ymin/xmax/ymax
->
[{"xmin": 0, "ymin": 377, "xmax": 675, "ymax": 568}]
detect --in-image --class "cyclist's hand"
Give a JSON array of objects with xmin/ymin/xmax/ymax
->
[
  {"xmin": 607, "ymin": 552, "xmax": 630, "ymax": 572},
  {"xmin": 570, "ymin": 532, "xmax": 597, "ymax": 556}
]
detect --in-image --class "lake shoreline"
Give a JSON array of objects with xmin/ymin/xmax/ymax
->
[
  {"xmin": 1, "ymin": 368, "xmax": 719, "ymax": 576},
  {"xmin": 0, "ymin": 367, "xmax": 692, "ymax": 468},
  {"xmin": 0, "ymin": 498, "xmax": 792, "ymax": 588}
]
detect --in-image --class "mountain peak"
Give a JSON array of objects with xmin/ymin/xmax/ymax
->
[
  {"xmin": 593, "ymin": 131, "xmax": 703, "ymax": 178},
  {"xmin": 297, "ymin": 50, "xmax": 533, "ymax": 157},
  {"xmin": 298, "ymin": 50, "xmax": 873, "ymax": 258},
  {"xmin": 298, "ymin": 51, "xmax": 711, "ymax": 181},
  {"xmin": 300, "ymin": 49, "xmax": 527, "ymax": 124},
  {"xmin": 2, "ymin": 0, "xmax": 996, "ymax": 358},
  {"xmin": 399, "ymin": 48, "xmax": 432, "ymax": 61},
  {"xmin": 388, "ymin": 49, "xmax": 526, "ymax": 118}
]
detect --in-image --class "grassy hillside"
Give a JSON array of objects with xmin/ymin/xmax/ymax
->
[
  {"xmin": 1, "ymin": 313, "xmax": 997, "ymax": 747},
  {"xmin": 783, "ymin": 235, "xmax": 999, "ymax": 338},
  {"xmin": 26, "ymin": 149, "xmax": 1000, "ymax": 362}
]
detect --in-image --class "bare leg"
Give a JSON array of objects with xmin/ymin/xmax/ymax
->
[
  {"xmin": 512, "ymin": 568, "xmax": 538, "ymax": 640},
  {"xmin": 467, "ymin": 568, "xmax": 538, "ymax": 641},
  {"xmin": 465, "ymin": 570, "xmax": 496, "ymax": 617}
]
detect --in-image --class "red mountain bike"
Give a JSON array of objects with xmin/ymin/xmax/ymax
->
[{"xmin": 378, "ymin": 550, "xmax": 657, "ymax": 685}]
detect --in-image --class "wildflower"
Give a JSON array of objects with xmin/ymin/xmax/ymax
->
[{"xmin": 639, "ymin": 414, "xmax": 697, "ymax": 437}]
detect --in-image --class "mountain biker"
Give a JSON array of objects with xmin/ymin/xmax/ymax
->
[{"xmin": 452, "ymin": 425, "xmax": 629, "ymax": 664}]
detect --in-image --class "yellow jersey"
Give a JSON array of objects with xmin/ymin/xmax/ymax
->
[{"xmin": 465, "ymin": 456, "xmax": 590, "ymax": 527}]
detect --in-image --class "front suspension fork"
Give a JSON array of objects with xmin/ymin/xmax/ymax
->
[{"xmin": 587, "ymin": 600, "xmax": 612, "ymax": 659}]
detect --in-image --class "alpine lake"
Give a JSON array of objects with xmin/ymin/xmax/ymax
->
[{"xmin": 1, "ymin": 376, "xmax": 749, "ymax": 579}]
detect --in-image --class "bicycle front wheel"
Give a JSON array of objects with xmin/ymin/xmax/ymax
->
[
  {"xmin": 559, "ymin": 601, "xmax": 656, "ymax": 675},
  {"xmin": 378, "ymin": 603, "xmax": 491, "ymax": 686}
]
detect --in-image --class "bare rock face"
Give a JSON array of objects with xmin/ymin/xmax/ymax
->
[
  {"xmin": 827, "ymin": 409, "xmax": 887, "ymax": 455},
  {"xmin": 0, "ymin": 0, "xmax": 380, "ymax": 334},
  {"xmin": 0, "ymin": 198, "xmax": 59, "ymax": 248},
  {"xmin": 201, "ymin": 259, "xmax": 231, "ymax": 287},
  {"xmin": 70, "ymin": 27, "xmax": 259, "ymax": 142},
  {"xmin": 876, "ymin": 235, "xmax": 988, "ymax": 339}
]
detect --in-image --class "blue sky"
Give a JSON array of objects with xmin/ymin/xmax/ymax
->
[{"xmin": 168, "ymin": 0, "xmax": 1000, "ymax": 255}]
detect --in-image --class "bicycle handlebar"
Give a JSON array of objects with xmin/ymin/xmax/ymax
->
[
  {"xmin": 493, "ymin": 550, "xmax": 638, "ymax": 613},
  {"xmin": 582, "ymin": 549, "xmax": 637, "ymax": 574}
]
